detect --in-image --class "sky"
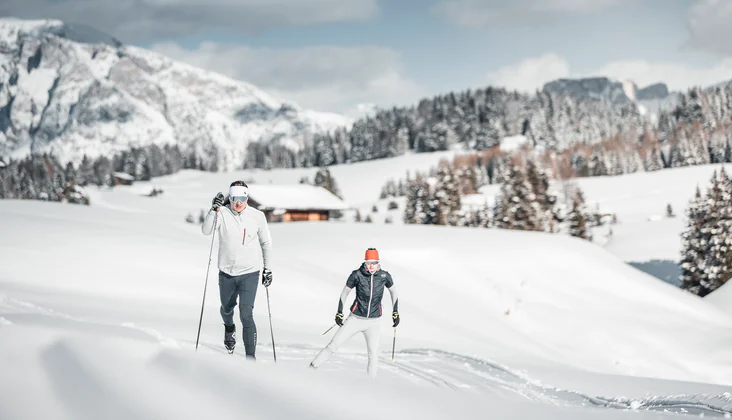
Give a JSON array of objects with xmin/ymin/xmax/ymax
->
[{"xmin": 2, "ymin": 0, "xmax": 732, "ymax": 117}]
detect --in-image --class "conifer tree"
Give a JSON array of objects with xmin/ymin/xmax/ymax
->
[
  {"xmin": 680, "ymin": 186, "xmax": 709, "ymax": 295},
  {"xmin": 568, "ymin": 189, "xmax": 590, "ymax": 240},
  {"xmin": 314, "ymin": 167, "xmax": 343, "ymax": 199},
  {"xmin": 433, "ymin": 163, "xmax": 462, "ymax": 225},
  {"xmin": 526, "ymin": 160, "xmax": 558, "ymax": 231},
  {"xmin": 703, "ymin": 169, "xmax": 732, "ymax": 294},
  {"xmin": 494, "ymin": 164, "xmax": 542, "ymax": 231},
  {"xmin": 403, "ymin": 175, "xmax": 430, "ymax": 224}
]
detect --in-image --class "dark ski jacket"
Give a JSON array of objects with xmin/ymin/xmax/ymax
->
[{"xmin": 339, "ymin": 263, "xmax": 396, "ymax": 318}]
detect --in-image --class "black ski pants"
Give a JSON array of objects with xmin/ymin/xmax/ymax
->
[{"xmin": 219, "ymin": 270, "xmax": 259, "ymax": 356}]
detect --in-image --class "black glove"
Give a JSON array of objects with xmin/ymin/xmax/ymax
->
[
  {"xmin": 211, "ymin": 192, "xmax": 224, "ymax": 211},
  {"xmin": 262, "ymin": 268, "xmax": 273, "ymax": 287},
  {"xmin": 335, "ymin": 312, "xmax": 344, "ymax": 327},
  {"xmin": 392, "ymin": 311, "xmax": 400, "ymax": 327}
]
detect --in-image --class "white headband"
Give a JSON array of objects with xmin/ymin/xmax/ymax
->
[{"xmin": 229, "ymin": 186, "xmax": 248, "ymax": 197}]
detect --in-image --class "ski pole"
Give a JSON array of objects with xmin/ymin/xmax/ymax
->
[
  {"xmin": 196, "ymin": 212, "xmax": 218, "ymax": 351},
  {"xmin": 322, "ymin": 324, "xmax": 337, "ymax": 335},
  {"xmin": 391, "ymin": 327, "xmax": 397, "ymax": 362},
  {"xmin": 266, "ymin": 286, "xmax": 277, "ymax": 363}
]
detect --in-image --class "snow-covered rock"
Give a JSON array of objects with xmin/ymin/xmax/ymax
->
[
  {"xmin": 0, "ymin": 17, "xmax": 352, "ymax": 170},
  {"xmin": 542, "ymin": 77, "xmax": 677, "ymax": 113}
]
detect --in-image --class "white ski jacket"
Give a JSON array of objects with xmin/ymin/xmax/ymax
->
[{"xmin": 202, "ymin": 204, "xmax": 272, "ymax": 276}]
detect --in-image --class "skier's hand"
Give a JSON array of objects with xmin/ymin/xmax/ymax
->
[
  {"xmin": 392, "ymin": 311, "xmax": 400, "ymax": 327},
  {"xmin": 211, "ymin": 192, "xmax": 224, "ymax": 211},
  {"xmin": 335, "ymin": 312, "xmax": 344, "ymax": 327},
  {"xmin": 262, "ymin": 268, "xmax": 273, "ymax": 287}
]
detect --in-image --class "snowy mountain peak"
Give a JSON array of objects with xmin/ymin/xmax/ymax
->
[
  {"xmin": 0, "ymin": 17, "xmax": 124, "ymax": 49},
  {"xmin": 542, "ymin": 76, "xmax": 670, "ymax": 107},
  {"xmin": 0, "ymin": 17, "xmax": 352, "ymax": 170},
  {"xmin": 621, "ymin": 79, "xmax": 637, "ymax": 102}
]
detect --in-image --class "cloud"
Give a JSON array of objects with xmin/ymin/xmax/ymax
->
[
  {"xmin": 486, "ymin": 53, "xmax": 732, "ymax": 93},
  {"xmin": 0, "ymin": 0, "xmax": 378, "ymax": 42},
  {"xmin": 686, "ymin": 0, "xmax": 732, "ymax": 56},
  {"xmin": 485, "ymin": 53, "xmax": 571, "ymax": 92},
  {"xmin": 151, "ymin": 42, "xmax": 428, "ymax": 118},
  {"xmin": 433, "ymin": 0, "xmax": 626, "ymax": 26}
]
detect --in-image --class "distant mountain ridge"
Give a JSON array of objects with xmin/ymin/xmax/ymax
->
[
  {"xmin": 542, "ymin": 77, "xmax": 678, "ymax": 116},
  {"xmin": 0, "ymin": 17, "xmax": 352, "ymax": 170}
]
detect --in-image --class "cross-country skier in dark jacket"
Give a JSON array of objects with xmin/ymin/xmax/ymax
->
[{"xmin": 309, "ymin": 248, "xmax": 399, "ymax": 377}]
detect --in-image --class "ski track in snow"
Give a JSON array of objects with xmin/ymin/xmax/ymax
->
[
  {"xmin": 3, "ymin": 295, "xmax": 732, "ymax": 418},
  {"xmin": 194, "ymin": 339, "xmax": 732, "ymax": 418}
]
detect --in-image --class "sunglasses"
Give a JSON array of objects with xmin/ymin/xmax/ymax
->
[
  {"xmin": 365, "ymin": 260, "xmax": 379, "ymax": 265},
  {"xmin": 231, "ymin": 195, "xmax": 248, "ymax": 203}
]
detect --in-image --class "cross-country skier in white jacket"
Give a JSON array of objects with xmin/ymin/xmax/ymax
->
[
  {"xmin": 202, "ymin": 181, "xmax": 273, "ymax": 359},
  {"xmin": 309, "ymin": 248, "xmax": 399, "ymax": 377}
]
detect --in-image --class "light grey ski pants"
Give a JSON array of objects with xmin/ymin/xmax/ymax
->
[{"xmin": 311, "ymin": 315, "xmax": 381, "ymax": 378}]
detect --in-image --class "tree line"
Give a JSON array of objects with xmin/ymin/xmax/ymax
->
[
  {"xmin": 397, "ymin": 156, "xmax": 607, "ymax": 240},
  {"xmin": 0, "ymin": 143, "xmax": 215, "ymax": 203}
]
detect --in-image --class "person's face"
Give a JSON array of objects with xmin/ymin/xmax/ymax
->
[
  {"xmin": 365, "ymin": 260, "xmax": 379, "ymax": 273},
  {"xmin": 231, "ymin": 195, "xmax": 247, "ymax": 211}
]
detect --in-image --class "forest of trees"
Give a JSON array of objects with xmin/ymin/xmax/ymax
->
[
  {"xmin": 302, "ymin": 81, "xmax": 732, "ymax": 175},
  {"xmin": 4, "ymin": 79, "xmax": 732, "ymax": 206},
  {"xmin": 680, "ymin": 168, "xmax": 732, "ymax": 296},
  {"xmin": 0, "ymin": 143, "xmax": 216, "ymax": 203},
  {"xmin": 397, "ymin": 156, "xmax": 602, "ymax": 240},
  {"xmin": 238, "ymin": 79, "xmax": 732, "ymax": 192}
]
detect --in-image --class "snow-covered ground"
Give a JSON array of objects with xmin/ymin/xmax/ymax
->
[
  {"xmin": 3, "ymin": 154, "xmax": 732, "ymax": 419},
  {"xmin": 707, "ymin": 281, "xmax": 732, "ymax": 317}
]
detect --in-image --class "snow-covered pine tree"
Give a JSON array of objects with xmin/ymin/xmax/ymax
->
[
  {"xmin": 122, "ymin": 150, "xmax": 137, "ymax": 177},
  {"xmin": 134, "ymin": 149, "xmax": 151, "ymax": 181},
  {"xmin": 147, "ymin": 144, "xmax": 166, "ymax": 178},
  {"xmin": 77, "ymin": 155, "xmax": 94, "ymax": 186},
  {"xmin": 403, "ymin": 175, "xmax": 430, "ymax": 224},
  {"xmin": 432, "ymin": 163, "xmax": 462, "ymax": 225},
  {"xmin": 568, "ymin": 188, "xmax": 591, "ymax": 240},
  {"xmin": 588, "ymin": 150, "xmax": 608, "ymax": 176},
  {"xmin": 703, "ymin": 168, "xmax": 732, "ymax": 294},
  {"xmin": 709, "ymin": 129, "xmax": 727, "ymax": 164},
  {"xmin": 92, "ymin": 156, "xmax": 114, "ymax": 187},
  {"xmin": 476, "ymin": 202, "xmax": 492, "ymax": 228},
  {"xmin": 314, "ymin": 167, "xmax": 343, "ymax": 199},
  {"xmin": 64, "ymin": 161, "xmax": 77, "ymax": 184},
  {"xmin": 494, "ymin": 164, "xmax": 542, "ymax": 231},
  {"xmin": 680, "ymin": 186, "xmax": 709, "ymax": 295},
  {"xmin": 643, "ymin": 146, "xmax": 664, "ymax": 172},
  {"xmin": 526, "ymin": 160, "xmax": 558, "ymax": 232},
  {"xmin": 163, "ymin": 144, "xmax": 184, "ymax": 174}
]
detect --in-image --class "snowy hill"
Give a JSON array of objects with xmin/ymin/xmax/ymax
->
[
  {"xmin": 2, "ymin": 190, "xmax": 732, "ymax": 419},
  {"xmin": 3, "ymin": 149, "xmax": 732, "ymax": 418},
  {"xmin": 0, "ymin": 17, "xmax": 352, "ymax": 170},
  {"xmin": 707, "ymin": 281, "xmax": 732, "ymax": 316}
]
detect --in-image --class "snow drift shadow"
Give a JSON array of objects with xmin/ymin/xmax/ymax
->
[
  {"xmin": 628, "ymin": 260, "xmax": 681, "ymax": 287},
  {"xmin": 41, "ymin": 341, "xmax": 154, "ymax": 420}
]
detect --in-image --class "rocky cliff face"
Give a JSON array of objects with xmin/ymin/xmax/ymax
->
[{"xmin": 0, "ymin": 18, "xmax": 351, "ymax": 170}]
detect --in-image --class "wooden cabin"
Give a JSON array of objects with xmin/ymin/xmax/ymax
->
[
  {"xmin": 113, "ymin": 172, "xmax": 134, "ymax": 186},
  {"xmin": 246, "ymin": 184, "xmax": 350, "ymax": 223}
]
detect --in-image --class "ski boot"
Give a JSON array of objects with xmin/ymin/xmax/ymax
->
[{"xmin": 224, "ymin": 324, "xmax": 236, "ymax": 354}]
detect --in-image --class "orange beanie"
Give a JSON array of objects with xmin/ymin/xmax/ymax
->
[{"xmin": 365, "ymin": 248, "xmax": 379, "ymax": 261}]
